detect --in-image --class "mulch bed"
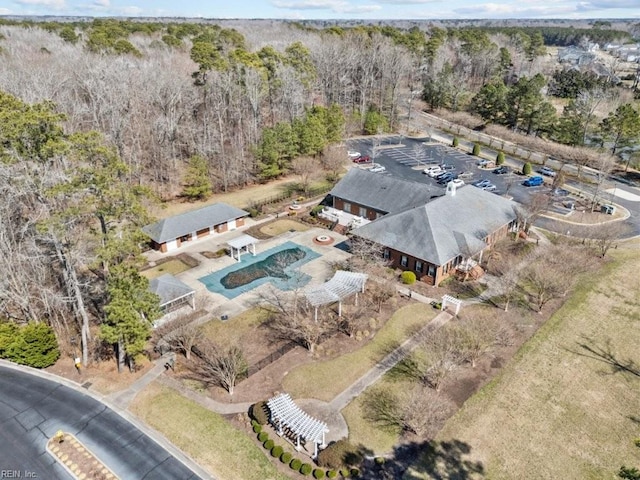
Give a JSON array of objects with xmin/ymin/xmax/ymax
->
[{"xmin": 47, "ymin": 432, "xmax": 118, "ymax": 479}]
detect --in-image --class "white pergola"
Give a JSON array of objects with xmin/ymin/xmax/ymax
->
[
  {"xmin": 267, "ymin": 393, "xmax": 329, "ymax": 458},
  {"xmin": 441, "ymin": 294, "xmax": 462, "ymax": 315},
  {"xmin": 227, "ymin": 234, "xmax": 258, "ymax": 262},
  {"xmin": 304, "ymin": 270, "xmax": 368, "ymax": 321}
]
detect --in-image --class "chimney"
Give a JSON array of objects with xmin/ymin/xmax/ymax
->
[{"xmin": 446, "ymin": 181, "xmax": 457, "ymax": 196}]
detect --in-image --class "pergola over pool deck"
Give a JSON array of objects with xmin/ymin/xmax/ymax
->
[
  {"xmin": 227, "ymin": 234, "xmax": 258, "ymax": 262},
  {"xmin": 304, "ymin": 270, "xmax": 368, "ymax": 321},
  {"xmin": 267, "ymin": 393, "xmax": 328, "ymax": 458}
]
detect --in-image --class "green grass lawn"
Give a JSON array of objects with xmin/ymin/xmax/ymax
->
[
  {"xmin": 283, "ymin": 303, "xmax": 436, "ymax": 402},
  {"xmin": 130, "ymin": 382, "xmax": 289, "ymax": 480},
  {"xmin": 404, "ymin": 250, "xmax": 640, "ymax": 480},
  {"xmin": 259, "ymin": 219, "xmax": 310, "ymax": 237},
  {"xmin": 141, "ymin": 258, "xmax": 192, "ymax": 279}
]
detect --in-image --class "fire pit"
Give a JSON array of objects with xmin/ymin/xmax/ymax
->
[{"xmin": 313, "ymin": 235, "xmax": 334, "ymax": 245}]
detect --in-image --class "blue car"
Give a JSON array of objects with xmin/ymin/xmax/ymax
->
[
  {"xmin": 473, "ymin": 179, "xmax": 491, "ymax": 188},
  {"xmin": 522, "ymin": 176, "xmax": 544, "ymax": 187}
]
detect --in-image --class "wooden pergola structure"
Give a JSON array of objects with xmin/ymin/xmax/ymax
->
[
  {"xmin": 267, "ymin": 393, "xmax": 329, "ymax": 458},
  {"xmin": 304, "ymin": 271, "xmax": 368, "ymax": 321}
]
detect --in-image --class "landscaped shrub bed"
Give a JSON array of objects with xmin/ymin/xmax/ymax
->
[{"xmin": 249, "ymin": 401, "xmax": 269, "ymax": 424}]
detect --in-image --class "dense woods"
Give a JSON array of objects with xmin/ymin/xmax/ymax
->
[{"xmin": 0, "ymin": 18, "xmax": 638, "ymax": 368}]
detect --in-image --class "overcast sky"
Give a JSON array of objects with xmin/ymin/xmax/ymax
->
[{"xmin": 1, "ymin": 0, "xmax": 639, "ymax": 20}]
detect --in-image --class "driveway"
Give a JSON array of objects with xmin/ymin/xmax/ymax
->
[{"xmin": 0, "ymin": 364, "xmax": 203, "ymax": 479}]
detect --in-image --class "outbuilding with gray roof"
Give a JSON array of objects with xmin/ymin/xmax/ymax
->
[{"xmin": 142, "ymin": 202, "xmax": 249, "ymax": 252}]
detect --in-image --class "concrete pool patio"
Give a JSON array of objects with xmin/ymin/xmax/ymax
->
[{"xmin": 144, "ymin": 218, "xmax": 351, "ymax": 320}]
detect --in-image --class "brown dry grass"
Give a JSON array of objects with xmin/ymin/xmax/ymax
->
[{"xmin": 405, "ymin": 248, "xmax": 640, "ymax": 480}]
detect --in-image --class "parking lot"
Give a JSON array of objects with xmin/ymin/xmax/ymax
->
[{"xmin": 347, "ymin": 136, "xmax": 578, "ymax": 215}]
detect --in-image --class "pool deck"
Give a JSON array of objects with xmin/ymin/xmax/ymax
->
[{"xmin": 144, "ymin": 216, "xmax": 350, "ymax": 320}]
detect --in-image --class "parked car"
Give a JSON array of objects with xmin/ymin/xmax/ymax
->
[
  {"xmin": 482, "ymin": 184, "xmax": 497, "ymax": 192},
  {"xmin": 353, "ymin": 155, "xmax": 371, "ymax": 163},
  {"xmin": 522, "ymin": 175, "xmax": 544, "ymax": 187},
  {"xmin": 370, "ymin": 164, "xmax": 386, "ymax": 173},
  {"xmin": 440, "ymin": 163, "xmax": 455, "ymax": 171},
  {"xmin": 477, "ymin": 159, "xmax": 490, "ymax": 167},
  {"xmin": 437, "ymin": 173, "xmax": 457, "ymax": 184},
  {"xmin": 423, "ymin": 166, "xmax": 443, "ymax": 176},
  {"xmin": 458, "ymin": 171, "xmax": 473, "ymax": 179},
  {"xmin": 493, "ymin": 166, "xmax": 510, "ymax": 175},
  {"xmin": 552, "ymin": 187, "xmax": 570, "ymax": 197},
  {"xmin": 348, "ymin": 150, "xmax": 361, "ymax": 159},
  {"xmin": 472, "ymin": 179, "xmax": 491, "ymax": 188},
  {"xmin": 449, "ymin": 179, "xmax": 465, "ymax": 188},
  {"xmin": 435, "ymin": 171, "xmax": 454, "ymax": 181},
  {"xmin": 539, "ymin": 166, "xmax": 556, "ymax": 177}
]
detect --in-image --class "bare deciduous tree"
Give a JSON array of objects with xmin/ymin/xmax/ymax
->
[
  {"xmin": 153, "ymin": 316, "xmax": 203, "ymax": 360},
  {"xmin": 190, "ymin": 339, "xmax": 247, "ymax": 395},
  {"xmin": 364, "ymin": 384, "xmax": 455, "ymax": 437}
]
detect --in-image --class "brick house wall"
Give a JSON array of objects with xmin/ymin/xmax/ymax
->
[{"xmin": 333, "ymin": 197, "xmax": 385, "ymax": 221}]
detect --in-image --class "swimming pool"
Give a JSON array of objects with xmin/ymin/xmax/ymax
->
[{"xmin": 198, "ymin": 241, "xmax": 320, "ymax": 299}]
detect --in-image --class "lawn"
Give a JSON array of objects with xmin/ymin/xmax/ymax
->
[
  {"xmin": 341, "ymin": 376, "xmax": 406, "ymax": 455},
  {"xmin": 283, "ymin": 303, "xmax": 436, "ymax": 402},
  {"xmin": 259, "ymin": 219, "xmax": 310, "ymax": 237},
  {"xmin": 199, "ymin": 308, "xmax": 270, "ymax": 362},
  {"xmin": 404, "ymin": 250, "xmax": 640, "ymax": 480},
  {"xmin": 130, "ymin": 382, "xmax": 289, "ymax": 480},
  {"xmin": 140, "ymin": 258, "xmax": 192, "ymax": 279}
]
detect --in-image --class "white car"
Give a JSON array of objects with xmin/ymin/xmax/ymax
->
[
  {"xmin": 370, "ymin": 164, "xmax": 386, "ymax": 173},
  {"xmin": 348, "ymin": 150, "xmax": 361, "ymax": 159},
  {"xmin": 423, "ymin": 166, "xmax": 442, "ymax": 176},
  {"xmin": 449, "ymin": 179, "xmax": 465, "ymax": 188},
  {"xmin": 539, "ymin": 166, "xmax": 557, "ymax": 177}
]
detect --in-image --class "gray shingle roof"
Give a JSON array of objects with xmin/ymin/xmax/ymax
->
[
  {"xmin": 142, "ymin": 202, "xmax": 249, "ymax": 244},
  {"xmin": 149, "ymin": 273, "xmax": 194, "ymax": 307},
  {"xmin": 353, "ymin": 186, "xmax": 517, "ymax": 266},
  {"xmin": 330, "ymin": 168, "xmax": 436, "ymax": 214}
]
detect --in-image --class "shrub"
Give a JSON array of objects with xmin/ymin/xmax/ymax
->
[
  {"xmin": 374, "ymin": 457, "xmax": 386, "ymax": 465},
  {"xmin": 496, "ymin": 151, "xmax": 505, "ymax": 165},
  {"xmin": 313, "ymin": 468, "xmax": 326, "ymax": 479},
  {"xmin": 472, "ymin": 143, "xmax": 481, "ymax": 156},
  {"xmin": 327, "ymin": 470, "xmax": 338, "ymax": 479},
  {"xmin": 401, "ymin": 271, "xmax": 416, "ymax": 285},
  {"xmin": 310, "ymin": 205, "xmax": 324, "ymax": 217},
  {"xmin": 257, "ymin": 432, "xmax": 268, "ymax": 442},
  {"xmin": 340, "ymin": 468, "xmax": 350, "ymax": 477},
  {"xmin": 253, "ymin": 424, "xmax": 262, "ymax": 434},
  {"xmin": 281, "ymin": 452, "xmax": 292, "ymax": 464},
  {"xmin": 290, "ymin": 458, "xmax": 302, "ymax": 471},
  {"xmin": 1, "ymin": 321, "xmax": 60, "ymax": 368},
  {"xmin": 350, "ymin": 468, "xmax": 360, "ymax": 477},
  {"xmin": 522, "ymin": 162, "xmax": 532, "ymax": 175},
  {"xmin": 249, "ymin": 401, "xmax": 269, "ymax": 425},
  {"xmin": 271, "ymin": 445, "xmax": 283, "ymax": 458},
  {"xmin": 263, "ymin": 439, "xmax": 274, "ymax": 450},
  {"xmin": 300, "ymin": 463, "xmax": 313, "ymax": 476},
  {"xmin": 452, "ymin": 137, "xmax": 459, "ymax": 147},
  {"xmin": 317, "ymin": 440, "xmax": 362, "ymax": 470}
]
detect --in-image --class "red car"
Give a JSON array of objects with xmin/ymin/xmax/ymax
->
[{"xmin": 353, "ymin": 155, "xmax": 371, "ymax": 163}]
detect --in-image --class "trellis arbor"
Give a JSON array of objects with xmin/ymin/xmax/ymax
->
[
  {"xmin": 304, "ymin": 270, "xmax": 368, "ymax": 321},
  {"xmin": 267, "ymin": 393, "xmax": 329, "ymax": 458}
]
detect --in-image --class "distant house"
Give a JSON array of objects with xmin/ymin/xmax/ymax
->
[
  {"xmin": 143, "ymin": 202, "xmax": 249, "ymax": 252},
  {"xmin": 329, "ymin": 170, "xmax": 518, "ymax": 286},
  {"xmin": 558, "ymin": 47, "xmax": 595, "ymax": 66}
]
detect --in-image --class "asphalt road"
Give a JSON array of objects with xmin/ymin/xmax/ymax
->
[
  {"xmin": 348, "ymin": 136, "xmax": 640, "ymax": 237},
  {"xmin": 0, "ymin": 365, "xmax": 201, "ymax": 480}
]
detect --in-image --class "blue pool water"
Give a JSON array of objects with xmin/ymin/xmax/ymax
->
[{"xmin": 198, "ymin": 241, "xmax": 320, "ymax": 299}]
